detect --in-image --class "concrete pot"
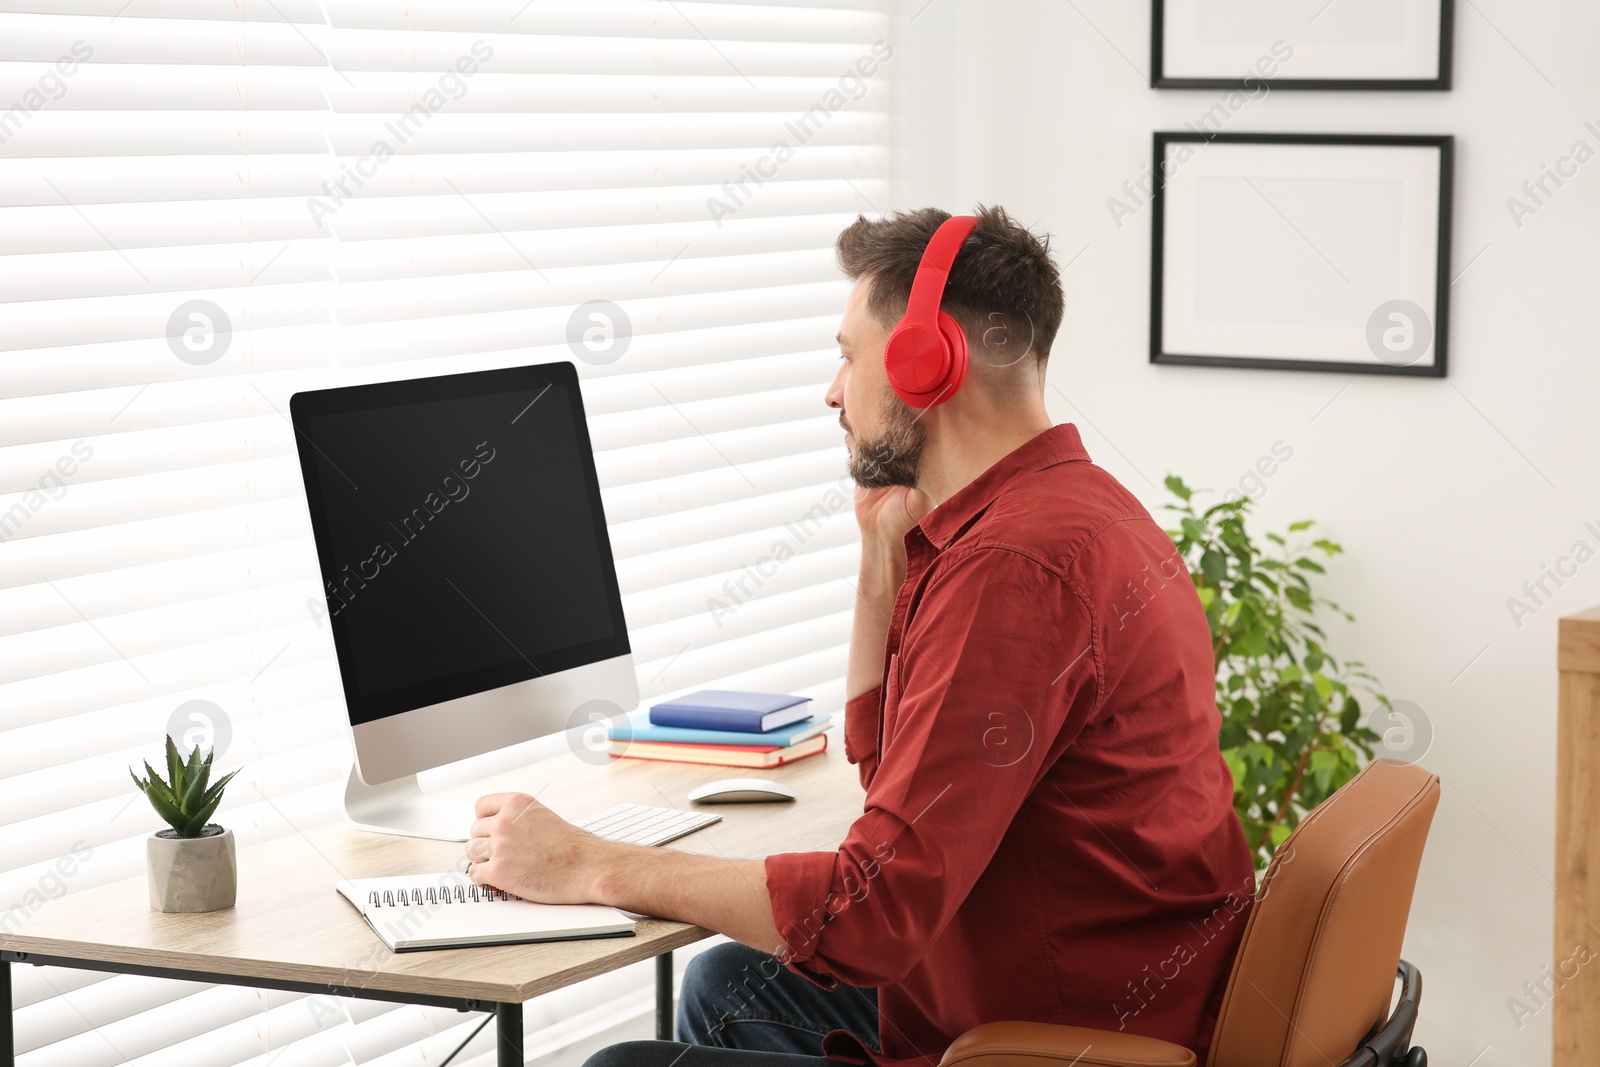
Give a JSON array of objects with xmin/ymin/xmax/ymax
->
[{"xmin": 147, "ymin": 825, "xmax": 236, "ymax": 913}]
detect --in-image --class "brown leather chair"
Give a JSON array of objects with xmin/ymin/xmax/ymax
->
[{"xmin": 938, "ymin": 757, "xmax": 1440, "ymax": 1067}]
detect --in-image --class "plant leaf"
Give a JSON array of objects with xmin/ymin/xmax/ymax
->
[
  {"xmin": 164, "ymin": 736, "xmax": 184, "ymax": 793},
  {"xmin": 180, "ymin": 796, "xmax": 223, "ymax": 837},
  {"xmin": 1222, "ymin": 749, "xmax": 1247, "ymax": 792},
  {"xmin": 183, "ymin": 743, "xmax": 206, "ymax": 793},
  {"xmin": 181, "ymin": 749, "xmax": 216, "ymax": 814},
  {"xmin": 141, "ymin": 779, "xmax": 188, "ymax": 832},
  {"xmin": 142, "ymin": 760, "xmax": 179, "ymax": 808},
  {"xmin": 1309, "ymin": 748, "xmax": 1339, "ymax": 792},
  {"xmin": 192, "ymin": 769, "xmax": 239, "ymax": 816},
  {"xmin": 179, "ymin": 769, "xmax": 237, "ymax": 836}
]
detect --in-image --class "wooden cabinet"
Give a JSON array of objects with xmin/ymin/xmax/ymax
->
[{"xmin": 1555, "ymin": 605, "xmax": 1600, "ymax": 1067}]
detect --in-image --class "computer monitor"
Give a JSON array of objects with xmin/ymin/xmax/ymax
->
[{"xmin": 290, "ymin": 361, "xmax": 638, "ymax": 841}]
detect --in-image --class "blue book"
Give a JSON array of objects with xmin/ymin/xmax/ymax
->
[
  {"xmin": 609, "ymin": 715, "xmax": 832, "ymax": 749},
  {"xmin": 648, "ymin": 690, "xmax": 814, "ymax": 733}
]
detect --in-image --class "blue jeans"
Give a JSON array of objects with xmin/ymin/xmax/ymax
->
[{"xmin": 581, "ymin": 942, "xmax": 881, "ymax": 1067}]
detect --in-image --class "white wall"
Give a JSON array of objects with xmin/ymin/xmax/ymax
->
[{"xmin": 890, "ymin": 3, "xmax": 1600, "ymax": 1065}]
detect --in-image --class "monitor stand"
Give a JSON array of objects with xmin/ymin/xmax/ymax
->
[{"xmin": 344, "ymin": 764, "xmax": 471, "ymax": 842}]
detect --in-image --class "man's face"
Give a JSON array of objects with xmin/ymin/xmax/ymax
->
[{"xmin": 825, "ymin": 280, "xmax": 927, "ymax": 489}]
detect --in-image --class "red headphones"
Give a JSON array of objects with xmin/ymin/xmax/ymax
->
[{"xmin": 883, "ymin": 214, "xmax": 978, "ymax": 408}]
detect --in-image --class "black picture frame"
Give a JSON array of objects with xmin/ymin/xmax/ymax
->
[
  {"xmin": 1149, "ymin": 132, "xmax": 1453, "ymax": 378},
  {"xmin": 1151, "ymin": 0, "xmax": 1454, "ymax": 91}
]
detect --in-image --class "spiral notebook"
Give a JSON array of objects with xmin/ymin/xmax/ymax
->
[{"xmin": 336, "ymin": 871, "xmax": 636, "ymax": 952}]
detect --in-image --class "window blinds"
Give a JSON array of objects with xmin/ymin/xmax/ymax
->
[{"xmin": 0, "ymin": 1, "xmax": 889, "ymax": 1062}]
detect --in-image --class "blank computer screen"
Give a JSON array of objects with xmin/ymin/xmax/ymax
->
[{"xmin": 295, "ymin": 373, "xmax": 627, "ymax": 725}]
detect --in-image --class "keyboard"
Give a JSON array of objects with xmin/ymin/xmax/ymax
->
[{"xmin": 576, "ymin": 802, "xmax": 721, "ymax": 847}]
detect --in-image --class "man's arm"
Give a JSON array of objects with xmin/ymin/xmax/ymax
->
[
  {"xmin": 594, "ymin": 846, "xmax": 782, "ymax": 950},
  {"xmin": 847, "ymin": 536, "xmax": 902, "ymax": 699},
  {"xmin": 466, "ymin": 792, "xmax": 786, "ymax": 954},
  {"xmin": 767, "ymin": 547, "xmax": 1099, "ymax": 988},
  {"xmin": 847, "ymin": 485, "xmax": 931, "ymax": 699},
  {"xmin": 467, "ymin": 485, "xmax": 933, "ymax": 952}
]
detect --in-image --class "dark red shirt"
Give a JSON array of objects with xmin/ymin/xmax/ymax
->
[{"xmin": 764, "ymin": 424, "xmax": 1255, "ymax": 1067}]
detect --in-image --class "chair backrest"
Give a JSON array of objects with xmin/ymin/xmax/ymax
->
[{"xmin": 1205, "ymin": 757, "xmax": 1440, "ymax": 1067}]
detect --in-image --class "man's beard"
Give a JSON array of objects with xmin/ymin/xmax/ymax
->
[{"xmin": 846, "ymin": 388, "xmax": 927, "ymax": 489}]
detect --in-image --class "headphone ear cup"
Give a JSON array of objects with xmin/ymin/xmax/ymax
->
[{"xmin": 933, "ymin": 310, "xmax": 969, "ymax": 403}]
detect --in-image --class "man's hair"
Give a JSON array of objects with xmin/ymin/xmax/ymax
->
[{"xmin": 835, "ymin": 204, "xmax": 1065, "ymax": 370}]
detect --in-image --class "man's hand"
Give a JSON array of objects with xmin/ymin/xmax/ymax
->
[
  {"xmin": 854, "ymin": 484, "xmax": 934, "ymax": 556},
  {"xmin": 466, "ymin": 792, "xmax": 610, "ymax": 904}
]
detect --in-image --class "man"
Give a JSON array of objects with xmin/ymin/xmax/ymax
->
[{"xmin": 466, "ymin": 206, "xmax": 1255, "ymax": 1067}]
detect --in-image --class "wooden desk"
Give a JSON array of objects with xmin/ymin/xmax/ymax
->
[
  {"xmin": 1556, "ymin": 605, "xmax": 1600, "ymax": 1067},
  {"xmin": 0, "ymin": 744, "xmax": 862, "ymax": 1067}
]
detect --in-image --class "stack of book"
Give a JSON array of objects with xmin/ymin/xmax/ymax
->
[{"xmin": 607, "ymin": 690, "xmax": 831, "ymax": 769}]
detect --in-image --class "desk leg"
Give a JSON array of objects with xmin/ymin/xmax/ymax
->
[
  {"xmin": 656, "ymin": 951, "xmax": 673, "ymax": 1041},
  {"xmin": 496, "ymin": 1001, "xmax": 522, "ymax": 1067},
  {"xmin": 1, "ymin": 957, "xmax": 12, "ymax": 1067}
]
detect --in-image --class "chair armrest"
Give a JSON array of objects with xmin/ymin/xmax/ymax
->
[{"xmin": 939, "ymin": 1022, "xmax": 1197, "ymax": 1067}]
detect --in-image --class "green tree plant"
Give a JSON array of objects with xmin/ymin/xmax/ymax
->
[
  {"xmin": 1162, "ymin": 475, "xmax": 1387, "ymax": 870},
  {"xmin": 130, "ymin": 736, "xmax": 239, "ymax": 838}
]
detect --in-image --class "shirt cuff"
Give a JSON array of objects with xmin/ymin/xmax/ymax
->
[
  {"xmin": 843, "ymin": 684, "xmax": 881, "ymax": 767},
  {"xmin": 764, "ymin": 849, "xmax": 844, "ymax": 989}
]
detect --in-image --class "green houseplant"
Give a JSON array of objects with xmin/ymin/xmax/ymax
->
[
  {"xmin": 131, "ymin": 737, "xmax": 240, "ymax": 913},
  {"xmin": 1162, "ymin": 476, "xmax": 1388, "ymax": 870}
]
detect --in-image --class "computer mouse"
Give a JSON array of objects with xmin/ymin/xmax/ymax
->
[{"xmin": 686, "ymin": 778, "xmax": 799, "ymax": 804}]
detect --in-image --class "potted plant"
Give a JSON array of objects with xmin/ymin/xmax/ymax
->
[
  {"xmin": 130, "ymin": 737, "xmax": 240, "ymax": 913},
  {"xmin": 1163, "ymin": 476, "xmax": 1389, "ymax": 870}
]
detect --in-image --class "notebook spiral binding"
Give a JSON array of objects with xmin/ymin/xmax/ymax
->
[{"xmin": 367, "ymin": 882, "xmax": 516, "ymax": 908}]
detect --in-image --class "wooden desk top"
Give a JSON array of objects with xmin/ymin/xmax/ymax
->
[{"xmin": 0, "ymin": 745, "xmax": 863, "ymax": 1005}]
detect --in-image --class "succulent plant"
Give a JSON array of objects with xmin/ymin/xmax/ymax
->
[{"xmin": 130, "ymin": 736, "xmax": 239, "ymax": 838}]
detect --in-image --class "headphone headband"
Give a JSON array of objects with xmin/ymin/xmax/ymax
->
[{"xmin": 903, "ymin": 215, "xmax": 978, "ymax": 327}]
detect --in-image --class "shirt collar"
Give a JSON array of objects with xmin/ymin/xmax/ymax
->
[{"xmin": 917, "ymin": 423, "xmax": 1092, "ymax": 551}]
